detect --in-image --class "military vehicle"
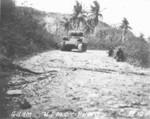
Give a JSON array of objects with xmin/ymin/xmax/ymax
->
[{"xmin": 61, "ymin": 31, "xmax": 87, "ymax": 52}]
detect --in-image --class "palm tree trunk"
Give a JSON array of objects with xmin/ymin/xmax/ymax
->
[{"xmin": 121, "ymin": 29, "xmax": 126, "ymax": 43}]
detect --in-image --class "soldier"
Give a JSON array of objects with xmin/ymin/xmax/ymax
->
[
  {"xmin": 108, "ymin": 47, "xmax": 114, "ymax": 57},
  {"xmin": 115, "ymin": 48, "xmax": 125, "ymax": 61},
  {"xmin": 72, "ymin": 38, "xmax": 84, "ymax": 52},
  {"xmin": 61, "ymin": 37, "xmax": 68, "ymax": 51}
]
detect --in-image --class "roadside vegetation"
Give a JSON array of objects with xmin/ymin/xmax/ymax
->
[{"xmin": 0, "ymin": 0, "xmax": 56, "ymax": 117}]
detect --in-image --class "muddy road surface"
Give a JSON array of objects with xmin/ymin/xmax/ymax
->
[{"xmin": 9, "ymin": 50, "xmax": 150, "ymax": 119}]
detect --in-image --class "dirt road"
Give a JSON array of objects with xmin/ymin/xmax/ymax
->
[{"xmin": 10, "ymin": 50, "xmax": 150, "ymax": 119}]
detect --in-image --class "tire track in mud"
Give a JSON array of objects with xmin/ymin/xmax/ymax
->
[{"xmin": 40, "ymin": 66, "xmax": 150, "ymax": 76}]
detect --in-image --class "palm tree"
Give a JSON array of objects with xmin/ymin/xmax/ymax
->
[
  {"xmin": 71, "ymin": 1, "xmax": 87, "ymax": 30},
  {"xmin": 84, "ymin": 18, "xmax": 94, "ymax": 33},
  {"xmin": 90, "ymin": 1, "xmax": 103, "ymax": 27},
  {"xmin": 73, "ymin": 1, "xmax": 82, "ymax": 18},
  {"xmin": 120, "ymin": 17, "xmax": 132, "ymax": 42},
  {"xmin": 77, "ymin": 13, "xmax": 87, "ymax": 30},
  {"xmin": 60, "ymin": 17, "xmax": 72, "ymax": 35}
]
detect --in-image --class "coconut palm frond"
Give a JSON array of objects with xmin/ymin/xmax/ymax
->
[
  {"xmin": 120, "ymin": 17, "xmax": 132, "ymax": 42},
  {"xmin": 90, "ymin": 1, "xmax": 103, "ymax": 26},
  {"xmin": 73, "ymin": 1, "xmax": 82, "ymax": 17},
  {"xmin": 93, "ymin": 1, "xmax": 100, "ymax": 9},
  {"xmin": 60, "ymin": 17, "xmax": 72, "ymax": 33},
  {"xmin": 128, "ymin": 26, "xmax": 132, "ymax": 29}
]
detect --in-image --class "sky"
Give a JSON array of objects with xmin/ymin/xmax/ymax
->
[{"xmin": 15, "ymin": 0, "xmax": 150, "ymax": 38}]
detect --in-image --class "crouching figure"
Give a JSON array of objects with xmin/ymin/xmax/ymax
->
[
  {"xmin": 108, "ymin": 47, "xmax": 114, "ymax": 57},
  {"xmin": 115, "ymin": 48, "xmax": 125, "ymax": 62}
]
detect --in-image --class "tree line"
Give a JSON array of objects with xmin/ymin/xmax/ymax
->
[
  {"xmin": 61, "ymin": 1, "xmax": 103, "ymax": 34},
  {"xmin": 61, "ymin": 1, "xmax": 135, "ymax": 42},
  {"xmin": 61, "ymin": 1, "xmax": 149, "ymax": 43}
]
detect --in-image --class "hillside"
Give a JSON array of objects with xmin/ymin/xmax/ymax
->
[
  {"xmin": 42, "ymin": 12, "xmax": 150, "ymax": 67},
  {"xmin": 0, "ymin": 6, "xmax": 57, "ymax": 117},
  {"xmin": 0, "ymin": 7, "xmax": 56, "ymax": 59}
]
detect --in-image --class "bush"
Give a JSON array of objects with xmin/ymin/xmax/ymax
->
[
  {"xmin": 0, "ymin": 7, "xmax": 56, "ymax": 58},
  {"xmin": 123, "ymin": 37, "xmax": 150, "ymax": 67},
  {"xmin": 111, "ymin": 37, "xmax": 150, "ymax": 67},
  {"xmin": 87, "ymin": 22, "xmax": 150, "ymax": 67},
  {"xmin": 87, "ymin": 26, "xmax": 124, "ymax": 49}
]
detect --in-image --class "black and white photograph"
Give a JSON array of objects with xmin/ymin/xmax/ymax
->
[{"xmin": 0, "ymin": 0, "xmax": 150, "ymax": 118}]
